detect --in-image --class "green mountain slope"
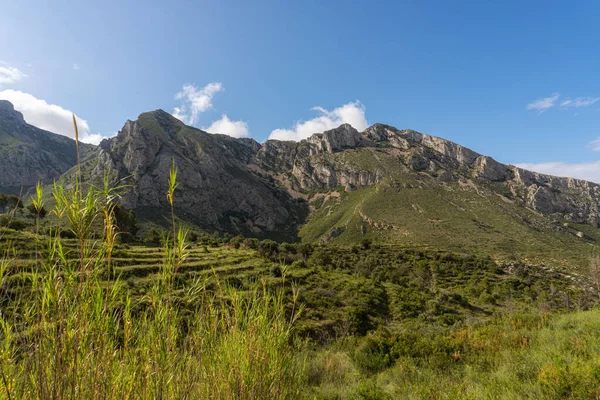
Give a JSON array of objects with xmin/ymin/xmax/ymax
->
[
  {"xmin": 251, "ymin": 124, "xmax": 600, "ymax": 267},
  {"xmin": 301, "ymin": 173, "xmax": 598, "ymax": 267}
]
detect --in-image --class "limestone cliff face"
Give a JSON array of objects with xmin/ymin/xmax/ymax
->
[
  {"xmin": 254, "ymin": 123, "xmax": 600, "ymax": 227},
  {"xmin": 0, "ymin": 100, "xmax": 94, "ymax": 195},
  {"xmin": 511, "ymin": 168, "xmax": 600, "ymax": 226},
  {"xmin": 95, "ymin": 110, "xmax": 303, "ymax": 239},
  {"xmin": 255, "ymin": 124, "xmax": 382, "ymax": 191},
  {"xmin": 360, "ymin": 125, "xmax": 600, "ymax": 226}
]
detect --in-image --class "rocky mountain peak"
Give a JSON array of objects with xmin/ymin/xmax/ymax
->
[
  {"xmin": 89, "ymin": 109, "xmax": 304, "ymax": 239},
  {"xmin": 139, "ymin": 109, "xmax": 183, "ymax": 124},
  {"xmin": 253, "ymin": 121, "xmax": 600, "ymax": 227},
  {"xmin": 362, "ymin": 123, "xmax": 396, "ymax": 141},
  {"xmin": 0, "ymin": 100, "xmax": 25, "ymax": 125},
  {"xmin": 306, "ymin": 124, "xmax": 362, "ymax": 153},
  {"xmin": 100, "ymin": 109, "xmax": 185, "ymax": 151},
  {"xmin": 135, "ymin": 109, "xmax": 184, "ymax": 137}
]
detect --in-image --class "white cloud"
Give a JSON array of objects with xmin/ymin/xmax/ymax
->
[
  {"xmin": 516, "ymin": 161, "xmax": 600, "ymax": 183},
  {"xmin": 269, "ymin": 101, "xmax": 368, "ymax": 141},
  {"xmin": 560, "ymin": 97, "xmax": 600, "ymax": 108},
  {"xmin": 526, "ymin": 93, "xmax": 559, "ymax": 113},
  {"xmin": 0, "ymin": 63, "xmax": 27, "ymax": 85},
  {"xmin": 73, "ymin": 63, "xmax": 80, "ymax": 70},
  {"xmin": 588, "ymin": 138, "xmax": 600, "ymax": 151},
  {"xmin": 0, "ymin": 89, "xmax": 105, "ymax": 144},
  {"xmin": 172, "ymin": 82, "xmax": 223, "ymax": 125},
  {"xmin": 204, "ymin": 114, "xmax": 249, "ymax": 138}
]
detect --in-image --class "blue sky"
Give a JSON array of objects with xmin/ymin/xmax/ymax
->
[{"xmin": 1, "ymin": 1, "xmax": 600, "ymax": 180}]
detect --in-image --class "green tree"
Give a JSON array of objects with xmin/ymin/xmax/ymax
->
[
  {"xmin": 114, "ymin": 206, "xmax": 139, "ymax": 242},
  {"xmin": 0, "ymin": 194, "xmax": 8, "ymax": 213},
  {"xmin": 258, "ymin": 239, "xmax": 279, "ymax": 258},
  {"xmin": 1, "ymin": 194, "xmax": 23, "ymax": 214},
  {"xmin": 145, "ymin": 227, "xmax": 162, "ymax": 246},
  {"xmin": 26, "ymin": 204, "xmax": 48, "ymax": 219}
]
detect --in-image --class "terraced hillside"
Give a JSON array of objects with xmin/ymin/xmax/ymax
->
[
  {"xmin": 1, "ymin": 227, "xmax": 593, "ymax": 340},
  {"xmin": 0, "ymin": 228, "xmax": 271, "ymax": 290}
]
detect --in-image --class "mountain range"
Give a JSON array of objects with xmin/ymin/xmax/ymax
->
[{"xmin": 2, "ymin": 99, "xmax": 599, "ymax": 265}]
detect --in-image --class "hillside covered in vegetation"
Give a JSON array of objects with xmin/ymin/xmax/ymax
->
[
  {"xmin": 2, "ymin": 102, "xmax": 600, "ymax": 398},
  {"xmin": 0, "ymin": 168, "xmax": 599, "ymax": 398}
]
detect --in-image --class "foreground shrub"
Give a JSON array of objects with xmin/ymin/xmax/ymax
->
[{"xmin": 352, "ymin": 331, "xmax": 395, "ymax": 374}]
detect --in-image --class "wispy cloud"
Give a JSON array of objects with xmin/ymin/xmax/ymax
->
[
  {"xmin": 588, "ymin": 137, "xmax": 600, "ymax": 152},
  {"xmin": 527, "ymin": 93, "xmax": 600, "ymax": 114},
  {"xmin": 516, "ymin": 161, "xmax": 600, "ymax": 183},
  {"xmin": 269, "ymin": 101, "xmax": 369, "ymax": 141},
  {"xmin": 526, "ymin": 93, "xmax": 559, "ymax": 113},
  {"xmin": 172, "ymin": 82, "xmax": 223, "ymax": 125},
  {"xmin": 560, "ymin": 97, "xmax": 600, "ymax": 109},
  {"xmin": 0, "ymin": 89, "xmax": 107, "ymax": 144},
  {"xmin": 204, "ymin": 114, "xmax": 249, "ymax": 138},
  {"xmin": 72, "ymin": 63, "xmax": 80, "ymax": 70},
  {"xmin": 0, "ymin": 62, "xmax": 27, "ymax": 85}
]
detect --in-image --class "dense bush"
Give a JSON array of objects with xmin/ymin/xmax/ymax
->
[
  {"xmin": 351, "ymin": 330, "xmax": 396, "ymax": 374},
  {"xmin": 0, "ymin": 194, "xmax": 22, "ymax": 214},
  {"xmin": 0, "ymin": 215, "xmax": 28, "ymax": 231},
  {"xmin": 144, "ymin": 227, "xmax": 162, "ymax": 245},
  {"xmin": 243, "ymin": 237, "xmax": 259, "ymax": 249},
  {"xmin": 258, "ymin": 239, "xmax": 277, "ymax": 256}
]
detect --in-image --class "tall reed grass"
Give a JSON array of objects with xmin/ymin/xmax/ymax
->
[{"xmin": 0, "ymin": 121, "xmax": 305, "ymax": 399}]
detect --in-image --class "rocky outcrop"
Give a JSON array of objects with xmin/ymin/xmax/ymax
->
[
  {"xmin": 253, "ymin": 122, "xmax": 600, "ymax": 227},
  {"xmin": 306, "ymin": 124, "xmax": 363, "ymax": 153},
  {"xmin": 93, "ymin": 110, "xmax": 304, "ymax": 239},
  {"xmin": 359, "ymin": 210, "xmax": 406, "ymax": 232},
  {"xmin": 473, "ymin": 156, "xmax": 512, "ymax": 182},
  {"xmin": 0, "ymin": 100, "xmax": 95, "ymax": 195},
  {"xmin": 511, "ymin": 167, "xmax": 600, "ymax": 226},
  {"xmin": 288, "ymin": 154, "xmax": 384, "ymax": 191}
]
